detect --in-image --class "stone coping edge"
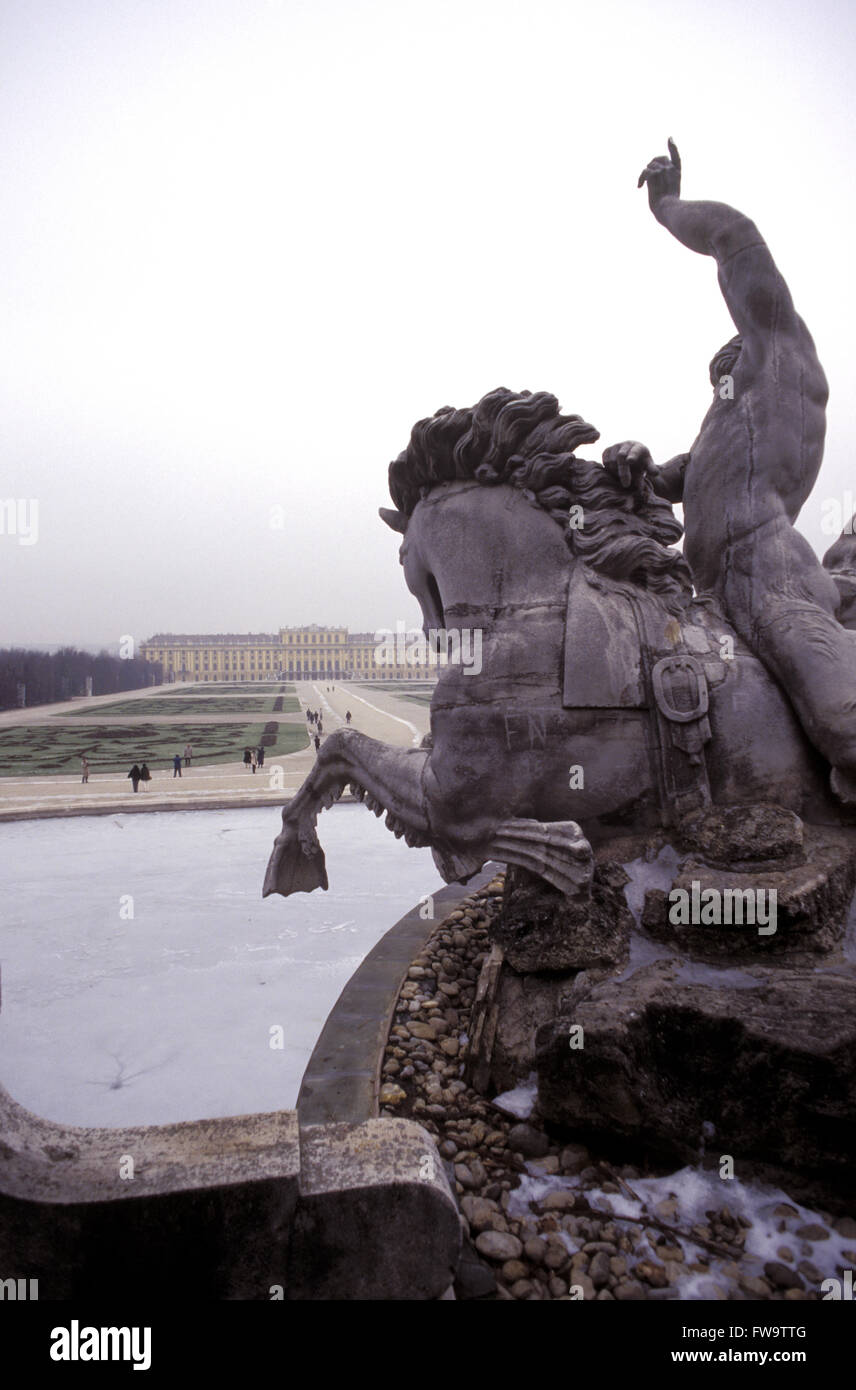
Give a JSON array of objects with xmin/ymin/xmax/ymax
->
[
  {"xmin": 297, "ymin": 863, "xmax": 499, "ymax": 1132},
  {"xmin": 0, "ymin": 793, "xmax": 361, "ymax": 823},
  {"xmin": 0, "ymin": 863, "xmax": 498, "ymax": 1298}
]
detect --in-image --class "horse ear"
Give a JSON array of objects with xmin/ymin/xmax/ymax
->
[{"xmin": 379, "ymin": 507, "xmax": 408, "ymax": 534}]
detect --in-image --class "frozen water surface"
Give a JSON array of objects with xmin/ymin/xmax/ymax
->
[{"xmin": 0, "ymin": 804, "xmax": 440, "ymax": 1127}]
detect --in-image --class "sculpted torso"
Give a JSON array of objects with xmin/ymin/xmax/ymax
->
[{"xmin": 683, "ymin": 327, "xmax": 828, "ymax": 595}]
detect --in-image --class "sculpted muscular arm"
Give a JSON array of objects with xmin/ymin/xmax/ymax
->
[
  {"xmin": 603, "ymin": 141, "xmax": 827, "ymax": 519},
  {"xmin": 638, "ymin": 140, "xmax": 828, "ymax": 514},
  {"xmin": 627, "ymin": 143, "xmax": 856, "ymax": 801},
  {"xmin": 639, "ymin": 139, "xmax": 803, "ymax": 355}
]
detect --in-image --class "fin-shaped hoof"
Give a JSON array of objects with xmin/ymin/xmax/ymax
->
[
  {"xmin": 263, "ymin": 820, "xmax": 329, "ymax": 897},
  {"xmin": 490, "ymin": 818, "xmax": 593, "ymax": 898}
]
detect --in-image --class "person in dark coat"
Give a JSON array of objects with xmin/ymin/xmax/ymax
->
[
  {"xmin": 140, "ymin": 761, "xmax": 151, "ymax": 790},
  {"xmin": 173, "ymin": 753, "xmax": 182, "ymax": 778},
  {"xmin": 313, "ymin": 733, "xmax": 321, "ymax": 753},
  {"xmin": 243, "ymin": 747, "xmax": 253, "ymax": 771},
  {"xmin": 257, "ymin": 745, "xmax": 265, "ymax": 767},
  {"xmin": 128, "ymin": 763, "xmax": 141, "ymax": 793}
]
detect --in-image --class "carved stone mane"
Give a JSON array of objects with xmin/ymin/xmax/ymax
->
[{"xmin": 386, "ymin": 388, "xmax": 693, "ymax": 601}]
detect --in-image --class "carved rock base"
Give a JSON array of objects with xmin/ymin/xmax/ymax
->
[
  {"xmin": 535, "ymin": 957, "xmax": 856, "ymax": 1209},
  {"xmin": 641, "ymin": 824, "xmax": 856, "ymax": 958},
  {"xmin": 489, "ymin": 861, "xmax": 633, "ymax": 973}
]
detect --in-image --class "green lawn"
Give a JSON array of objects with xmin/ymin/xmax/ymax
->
[
  {"xmin": 0, "ymin": 721, "xmax": 309, "ymax": 776},
  {"xmin": 363, "ymin": 682, "xmax": 435, "ymax": 706},
  {"xmin": 201, "ymin": 682, "xmax": 292, "ymax": 693},
  {"xmin": 65, "ymin": 696, "xmax": 302, "ymax": 718}
]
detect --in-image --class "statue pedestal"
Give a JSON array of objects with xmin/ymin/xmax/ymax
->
[
  {"xmin": 473, "ymin": 814, "xmax": 856, "ymax": 1209},
  {"xmin": 489, "ymin": 861, "xmax": 633, "ymax": 973}
]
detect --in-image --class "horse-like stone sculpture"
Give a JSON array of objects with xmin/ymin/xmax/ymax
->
[
  {"xmin": 264, "ymin": 144, "xmax": 856, "ymax": 1203},
  {"xmin": 263, "ymin": 142, "xmax": 856, "ymax": 909},
  {"xmin": 263, "ymin": 382, "xmax": 844, "ymax": 902}
]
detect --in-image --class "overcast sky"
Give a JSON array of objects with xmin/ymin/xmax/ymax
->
[{"xmin": 2, "ymin": 0, "xmax": 855, "ymax": 647}]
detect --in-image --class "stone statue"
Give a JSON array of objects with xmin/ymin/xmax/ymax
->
[
  {"xmin": 263, "ymin": 143, "xmax": 856, "ymax": 905},
  {"xmin": 263, "ymin": 143, "xmax": 856, "ymax": 1209},
  {"xmin": 621, "ymin": 140, "xmax": 856, "ymax": 804}
]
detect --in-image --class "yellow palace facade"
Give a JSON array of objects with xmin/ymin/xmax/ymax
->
[{"xmin": 139, "ymin": 625, "xmax": 435, "ymax": 683}]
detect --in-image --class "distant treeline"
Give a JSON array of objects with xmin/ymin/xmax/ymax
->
[{"xmin": 0, "ymin": 647, "xmax": 162, "ymax": 711}]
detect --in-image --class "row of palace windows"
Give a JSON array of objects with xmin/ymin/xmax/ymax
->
[{"xmin": 148, "ymin": 651, "xmax": 386, "ymax": 666}]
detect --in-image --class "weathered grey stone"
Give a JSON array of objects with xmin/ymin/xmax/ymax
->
[
  {"xmin": 641, "ymin": 825, "xmax": 856, "ymax": 958},
  {"xmin": 475, "ymin": 1230, "xmax": 524, "ymax": 1262},
  {"xmin": 487, "ymin": 961, "xmax": 578, "ymax": 1095},
  {"xmin": 0, "ymin": 1088, "xmax": 460, "ymax": 1300},
  {"xmin": 678, "ymin": 804, "xmax": 805, "ymax": 870},
  {"xmin": 536, "ymin": 960, "xmax": 856, "ymax": 1205},
  {"xmin": 540, "ymin": 1190, "xmax": 575, "ymax": 1212},
  {"xmin": 833, "ymin": 1216, "xmax": 856, "ymax": 1239},
  {"xmin": 490, "ymin": 862, "xmax": 632, "ymax": 974},
  {"xmin": 764, "ymin": 1261, "xmax": 804, "ymax": 1290},
  {"xmin": 795, "ymin": 1223, "xmax": 829, "ymax": 1242},
  {"xmin": 507, "ymin": 1123, "xmax": 550, "ymax": 1159},
  {"xmin": 559, "ymin": 1143, "xmax": 591, "ymax": 1174},
  {"xmin": 453, "ymin": 1234, "xmax": 497, "ymax": 1300}
]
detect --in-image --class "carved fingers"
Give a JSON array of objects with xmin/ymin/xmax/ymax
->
[
  {"xmin": 602, "ymin": 441, "xmax": 654, "ymax": 489},
  {"xmin": 638, "ymin": 138, "xmax": 681, "ymax": 201}
]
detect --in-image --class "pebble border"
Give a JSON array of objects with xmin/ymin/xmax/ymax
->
[{"xmin": 377, "ymin": 874, "xmax": 856, "ymax": 1301}]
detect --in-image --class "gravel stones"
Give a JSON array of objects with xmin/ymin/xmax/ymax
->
[
  {"xmin": 378, "ymin": 874, "xmax": 854, "ymax": 1302},
  {"xmin": 795, "ymin": 1223, "xmax": 829, "ymax": 1242},
  {"xmin": 475, "ymin": 1230, "xmax": 523, "ymax": 1262},
  {"xmin": 588, "ymin": 1251, "xmax": 611, "ymax": 1287},
  {"xmin": 507, "ymin": 1123, "xmax": 550, "ymax": 1158},
  {"xmin": 764, "ymin": 1262, "xmax": 804, "ymax": 1290}
]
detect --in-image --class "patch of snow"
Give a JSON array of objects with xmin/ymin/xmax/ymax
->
[
  {"xmin": 508, "ymin": 1160, "xmax": 853, "ymax": 1299},
  {"xmin": 621, "ymin": 844, "xmax": 683, "ymax": 925},
  {"xmin": 491, "ymin": 1072, "xmax": 538, "ymax": 1119}
]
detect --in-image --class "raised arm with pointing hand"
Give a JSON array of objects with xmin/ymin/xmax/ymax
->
[{"xmin": 619, "ymin": 139, "xmax": 856, "ymax": 802}]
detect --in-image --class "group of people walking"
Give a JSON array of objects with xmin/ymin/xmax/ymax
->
[
  {"xmin": 305, "ymin": 703, "xmax": 353, "ymax": 755},
  {"xmin": 306, "ymin": 708, "xmax": 324, "ymax": 754},
  {"xmin": 83, "ymin": 736, "xmax": 272, "ymax": 789},
  {"xmin": 243, "ymin": 745, "xmax": 266, "ymax": 773},
  {"xmin": 127, "ymin": 762, "xmax": 152, "ymax": 792}
]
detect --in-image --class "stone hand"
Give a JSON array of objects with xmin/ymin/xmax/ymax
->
[
  {"xmin": 638, "ymin": 138, "xmax": 681, "ymax": 206},
  {"xmin": 602, "ymin": 440, "xmax": 655, "ymax": 490}
]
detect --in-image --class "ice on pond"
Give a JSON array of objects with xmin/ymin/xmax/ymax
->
[{"xmin": 0, "ymin": 804, "xmax": 440, "ymax": 1127}]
